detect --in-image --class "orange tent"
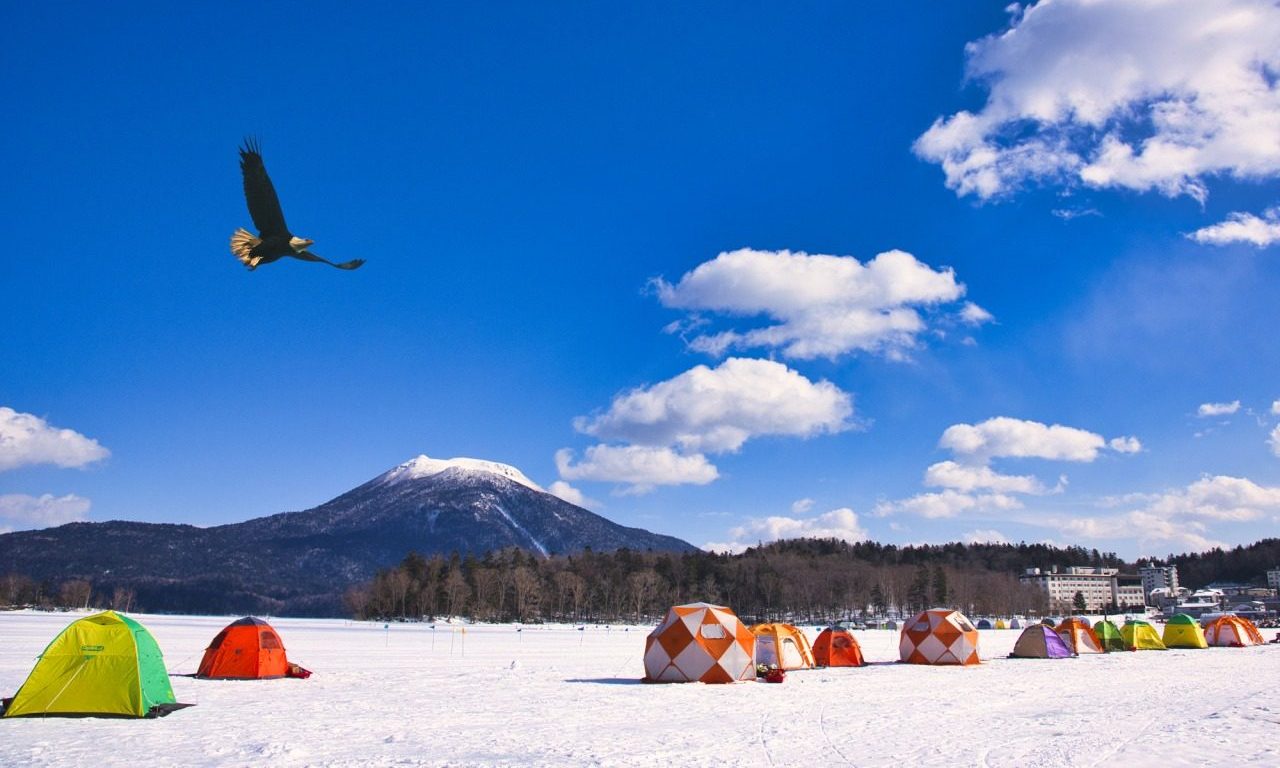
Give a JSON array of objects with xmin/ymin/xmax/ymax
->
[
  {"xmin": 899, "ymin": 608, "xmax": 980, "ymax": 666},
  {"xmin": 1055, "ymin": 617, "xmax": 1104, "ymax": 654},
  {"xmin": 813, "ymin": 627, "xmax": 865, "ymax": 667},
  {"xmin": 643, "ymin": 603, "xmax": 756, "ymax": 683},
  {"xmin": 750, "ymin": 623, "xmax": 816, "ymax": 670},
  {"xmin": 1204, "ymin": 615, "xmax": 1265, "ymax": 647},
  {"xmin": 196, "ymin": 617, "xmax": 291, "ymax": 679}
]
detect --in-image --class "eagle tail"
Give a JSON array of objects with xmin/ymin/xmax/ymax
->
[{"xmin": 230, "ymin": 228, "xmax": 263, "ymax": 270}]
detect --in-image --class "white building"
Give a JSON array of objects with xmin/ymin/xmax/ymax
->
[
  {"xmin": 1020, "ymin": 566, "xmax": 1125, "ymax": 612},
  {"xmin": 1115, "ymin": 583, "xmax": 1145, "ymax": 609},
  {"xmin": 1139, "ymin": 562, "xmax": 1179, "ymax": 601}
]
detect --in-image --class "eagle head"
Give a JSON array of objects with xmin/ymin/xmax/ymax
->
[{"xmin": 289, "ymin": 236, "xmax": 315, "ymax": 253}]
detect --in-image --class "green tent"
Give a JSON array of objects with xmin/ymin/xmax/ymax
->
[
  {"xmin": 1092, "ymin": 619, "xmax": 1128, "ymax": 652},
  {"xmin": 1162, "ymin": 613, "xmax": 1208, "ymax": 649},
  {"xmin": 2, "ymin": 610, "xmax": 187, "ymax": 718}
]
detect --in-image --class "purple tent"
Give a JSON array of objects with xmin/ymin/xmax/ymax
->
[{"xmin": 1009, "ymin": 625, "xmax": 1074, "ymax": 658}]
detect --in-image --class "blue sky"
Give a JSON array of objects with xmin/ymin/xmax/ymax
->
[{"xmin": 4, "ymin": 1, "xmax": 1280, "ymax": 560}]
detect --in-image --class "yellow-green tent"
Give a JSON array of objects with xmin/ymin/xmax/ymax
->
[
  {"xmin": 2, "ymin": 611, "xmax": 185, "ymax": 718},
  {"xmin": 1121, "ymin": 619, "xmax": 1167, "ymax": 651},
  {"xmin": 1162, "ymin": 613, "xmax": 1208, "ymax": 649},
  {"xmin": 994, "ymin": 619, "xmax": 1008, "ymax": 630}
]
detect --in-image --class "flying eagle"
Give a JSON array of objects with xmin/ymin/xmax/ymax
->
[{"xmin": 230, "ymin": 138, "xmax": 365, "ymax": 271}]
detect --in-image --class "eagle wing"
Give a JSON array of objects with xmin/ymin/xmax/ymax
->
[{"xmin": 239, "ymin": 138, "xmax": 290, "ymax": 238}]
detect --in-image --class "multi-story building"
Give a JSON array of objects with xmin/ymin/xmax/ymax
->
[
  {"xmin": 1020, "ymin": 566, "xmax": 1124, "ymax": 612},
  {"xmin": 1114, "ymin": 580, "xmax": 1145, "ymax": 610},
  {"xmin": 1267, "ymin": 568, "xmax": 1280, "ymax": 594},
  {"xmin": 1139, "ymin": 562, "xmax": 1179, "ymax": 601}
]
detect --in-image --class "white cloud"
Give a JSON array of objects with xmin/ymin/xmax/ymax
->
[
  {"xmin": 554, "ymin": 445, "xmax": 718, "ymax": 495},
  {"xmin": 1197, "ymin": 400, "xmax": 1241, "ymax": 417},
  {"xmin": 874, "ymin": 489, "xmax": 1022, "ymax": 520},
  {"xmin": 1141, "ymin": 475, "xmax": 1280, "ymax": 521},
  {"xmin": 654, "ymin": 248, "xmax": 973, "ymax": 360},
  {"xmin": 546, "ymin": 481, "xmax": 600, "ymax": 510},
  {"xmin": 939, "ymin": 416, "xmax": 1122, "ymax": 462},
  {"xmin": 924, "ymin": 460, "xmax": 1046, "ymax": 494},
  {"xmin": 0, "ymin": 407, "xmax": 110, "ymax": 472},
  {"xmin": 1108, "ymin": 436, "xmax": 1142, "ymax": 454},
  {"xmin": 724, "ymin": 507, "xmax": 869, "ymax": 547},
  {"xmin": 790, "ymin": 498, "xmax": 815, "ymax": 514},
  {"xmin": 1190, "ymin": 207, "xmax": 1280, "ymax": 247},
  {"xmin": 1270, "ymin": 425, "xmax": 1280, "ymax": 458},
  {"xmin": 1272, "ymin": 400, "xmax": 1280, "ymax": 416},
  {"xmin": 915, "ymin": 0, "xmax": 1280, "ymax": 201},
  {"xmin": 1096, "ymin": 491, "xmax": 1163, "ymax": 509},
  {"xmin": 1052, "ymin": 207, "xmax": 1101, "ymax": 221},
  {"xmin": 1054, "ymin": 511, "xmax": 1223, "ymax": 552},
  {"xmin": 880, "ymin": 416, "xmax": 1137, "ymax": 524},
  {"xmin": 1054, "ymin": 509, "xmax": 1223, "ymax": 552},
  {"xmin": 0, "ymin": 493, "xmax": 91, "ymax": 530},
  {"xmin": 963, "ymin": 529, "xmax": 1011, "ymax": 545},
  {"xmin": 1042, "ymin": 474, "xmax": 1280, "ymax": 552},
  {"xmin": 574, "ymin": 358, "xmax": 853, "ymax": 453},
  {"xmin": 959, "ymin": 301, "xmax": 995, "ymax": 326}
]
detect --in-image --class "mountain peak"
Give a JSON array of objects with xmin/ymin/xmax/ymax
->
[{"xmin": 378, "ymin": 454, "xmax": 543, "ymax": 493}]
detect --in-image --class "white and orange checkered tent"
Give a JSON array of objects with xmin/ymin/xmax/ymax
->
[
  {"xmin": 643, "ymin": 602, "xmax": 757, "ymax": 683},
  {"xmin": 749, "ymin": 623, "xmax": 816, "ymax": 670},
  {"xmin": 1204, "ymin": 615, "xmax": 1265, "ymax": 647},
  {"xmin": 899, "ymin": 608, "xmax": 980, "ymax": 666},
  {"xmin": 1055, "ymin": 617, "xmax": 1104, "ymax": 654}
]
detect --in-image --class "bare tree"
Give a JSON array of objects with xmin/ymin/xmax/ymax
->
[
  {"xmin": 628, "ymin": 570, "xmax": 660, "ymax": 622},
  {"xmin": 343, "ymin": 585, "xmax": 372, "ymax": 619},
  {"xmin": 443, "ymin": 568, "xmax": 470, "ymax": 617},
  {"xmin": 111, "ymin": 586, "xmax": 135, "ymax": 612},
  {"xmin": 59, "ymin": 580, "xmax": 92, "ymax": 610},
  {"xmin": 555, "ymin": 571, "xmax": 586, "ymax": 621},
  {"xmin": 471, "ymin": 567, "xmax": 498, "ymax": 621},
  {"xmin": 2, "ymin": 573, "xmax": 35, "ymax": 606},
  {"xmin": 416, "ymin": 568, "xmax": 441, "ymax": 619},
  {"xmin": 393, "ymin": 570, "xmax": 415, "ymax": 617},
  {"xmin": 511, "ymin": 566, "xmax": 542, "ymax": 622}
]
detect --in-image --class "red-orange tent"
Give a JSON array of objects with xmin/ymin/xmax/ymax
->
[
  {"xmin": 1204, "ymin": 615, "xmax": 1265, "ymax": 647},
  {"xmin": 196, "ymin": 617, "xmax": 291, "ymax": 679},
  {"xmin": 813, "ymin": 627, "xmax": 865, "ymax": 667}
]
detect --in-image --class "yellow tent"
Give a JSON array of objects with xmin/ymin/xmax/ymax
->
[
  {"xmin": 1121, "ymin": 619, "xmax": 1167, "ymax": 651},
  {"xmin": 1161, "ymin": 614, "xmax": 1208, "ymax": 649},
  {"xmin": 749, "ymin": 623, "xmax": 816, "ymax": 670},
  {"xmin": 994, "ymin": 619, "xmax": 1008, "ymax": 630},
  {"xmin": 2, "ymin": 611, "xmax": 186, "ymax": 718}
]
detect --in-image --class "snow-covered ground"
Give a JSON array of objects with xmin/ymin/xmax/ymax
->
[{"xmin": 2, "ymin": 610, "xmax": 1279, "ymax": 767}]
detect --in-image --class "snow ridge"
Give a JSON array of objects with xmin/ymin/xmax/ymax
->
[{"xmin": 379, "ymin": 455, "xmax": 544, "ymax": 493}]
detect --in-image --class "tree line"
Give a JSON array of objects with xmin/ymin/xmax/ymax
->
[
  {"xmin": 1, "ymin": 573, "xmax": 136, "ymax": 613},
  {"xmin": 1164, "ymin": 538, "xmax": 1280, "ymax": 588},
  {"xmin": 342, "ymin": 538, "xmax": 1086, "ymax": 624}
]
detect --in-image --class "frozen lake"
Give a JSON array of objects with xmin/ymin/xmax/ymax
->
[{"xmin": 2, "ymin": 610, "xmax": 1278, "ymax": 767}]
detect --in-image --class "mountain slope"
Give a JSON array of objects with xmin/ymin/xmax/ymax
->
[{"xmin": 0, "ymin": 455, "xmax": 696, "ymax": 615}]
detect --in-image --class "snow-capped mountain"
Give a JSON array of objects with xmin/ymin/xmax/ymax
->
[
  {"xmin": 375, "ymin": 455, "xmax": 544, "ymax": 492},
  {"xmin": 0, "ymin": 455, "xmax": 696, "ymax": 615}
]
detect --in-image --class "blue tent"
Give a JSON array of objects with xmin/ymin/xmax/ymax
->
[{"xmin": 976, "ymin": 619, "xmax": 994, "ymax": 630}]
